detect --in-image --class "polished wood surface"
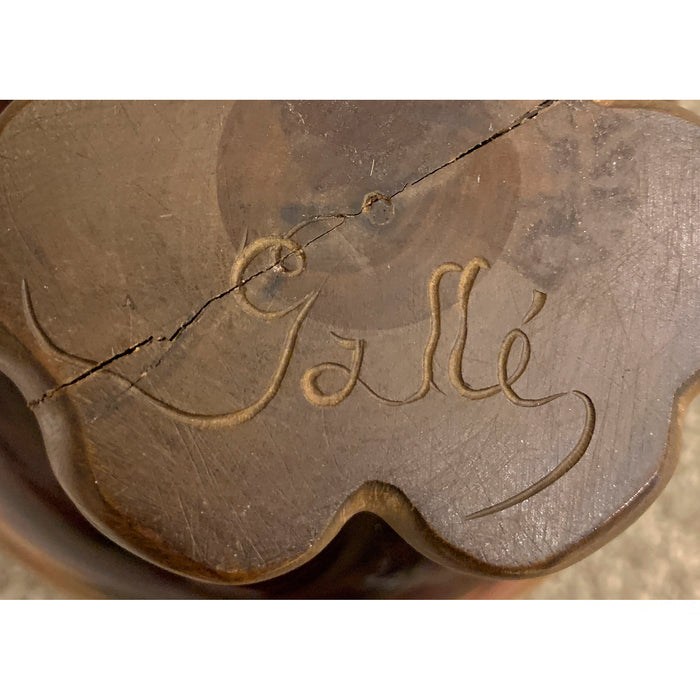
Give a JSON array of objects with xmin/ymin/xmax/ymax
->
[
  {"xmin": 0, "ymin": 369, "xmax": 525, "ymax": 598},
  {"xmin": 0, "ymin": 101, "xmax": 698, "ymax": 593}
]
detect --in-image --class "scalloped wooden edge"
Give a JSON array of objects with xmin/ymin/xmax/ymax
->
[{"xmin": 0, "ymin": 99, "xmax": 698, "ymax": 588}]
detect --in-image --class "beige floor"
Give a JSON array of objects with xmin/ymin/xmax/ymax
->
[
  {"xmin": 2, "ymin": 100, "xmax": 700, "ymax": 600},
  {"xmin": 528, "ymin": 396, "xmax": 700, "ymax": 598},
  {"xmin": 0, "ymin": 395, "xmax": 697, "ymax": 599}
]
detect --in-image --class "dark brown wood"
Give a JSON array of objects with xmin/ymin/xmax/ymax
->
[
  {"xmin": 0, "ymin": 100, "xmax": 698, "ymax": 594},
  {"xmin": 0, "ymin": 369, "xmax": 530, "ymax": 598}
]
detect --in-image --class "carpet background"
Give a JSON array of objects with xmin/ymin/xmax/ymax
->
[
  {"xmin": 2, "ymin": 101, "xmax": 699, "ymax": 599},
  {"xmin": 0, "ymin": 395, "xmax": 698, "ymax": 599}
]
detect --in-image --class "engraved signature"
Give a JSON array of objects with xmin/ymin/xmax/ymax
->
[{"xmin": 23, "ymin": 232, "xmax": 595, "ymax": 520}]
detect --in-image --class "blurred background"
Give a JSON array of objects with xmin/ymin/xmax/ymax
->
[
  {"xmin": 1, "ymin": 101, "xmax": 698, "ymax": 599},
  {"xmin": 1, "ymin": 395, "xmax": 698, "ymax": 600}
]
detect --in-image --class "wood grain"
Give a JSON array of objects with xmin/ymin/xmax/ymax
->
[{"xmin": 0, "ymin": 100, "xmax": 698, "ymax": 586}]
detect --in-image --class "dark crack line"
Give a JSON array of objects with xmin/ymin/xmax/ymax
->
[
  {"xmin": 30, "ymin": 216, "xmax": 353, "ymax": 407},
  {"xmin": 31, "ymin": 100, "xmax": 557, "ymax": 407},
  {"xmin": 390, "ymin": 100, "xmax": 556, "ymax": 199},
  {"xmin": 30, "ymin": 335, "xmax": 155, "ymax": 405},
  {"xmin": 170, "ymin": 214, "xmax": 353, "ymax": 346},
  {"xmin": 105, "ymin": 216, "xmax": 353, "ymax": 404}
]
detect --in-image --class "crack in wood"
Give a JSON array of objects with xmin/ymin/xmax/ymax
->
[{"xmin": 29, "ymin": 99, "xmax": 557, "ymax": 407}]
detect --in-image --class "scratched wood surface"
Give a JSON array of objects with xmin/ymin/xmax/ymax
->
[{"xmin": 0, "ymin": 100, "xmax": 698, "ymax": 586}]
